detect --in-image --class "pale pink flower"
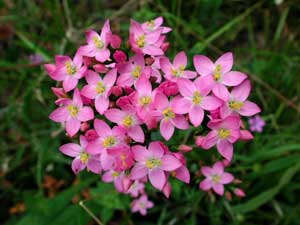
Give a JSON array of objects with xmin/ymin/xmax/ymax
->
[
  {"xmin": 104, "ymin": 107, "xmax": 145, "ymax": 143},
  {"xmin": 127, "ymin": 180, "xmax": 145, "ymax": 197},
  {"xmin": 172, "ymin": 77, "xmax": 223, "ymax": 127},
  {"xmin": 81, "ymin": 69, "xmax": 117, "ymax": 114},
  {"xmin": 201, "ymin": 116, "xmax": 241, "ymax": 161},
  {"xmin": 160, "ymin": 51, "xmax": 197, "ymax": 82},
  {"xmin": 102, "ymin": 170, "xmax": 125, "ymax": 192},
  {"xmin": 130, "ymin": 142, "xmax": 182, "ymax": 190},
  {"xmin": 131, "ymin": 195, "xmax": 154, "ymax": 216},
  {"xmin": 199, "ymin": 161, "xmax": 234, "ymax": 196},
  {"xmin": 193, "ymin": 52, "xmax": 247, "ymax": 101},
  {"xmin": 78, "ymin": 20, "xmax": 112, "ymax": 62},
  {"xmin": 153, "ymin": 93, "xmax": 189, "ymax": 140},
  {"xmin": 49, "ymin": 89, "xmax": 94, "ymax": 137},
  {"xmin": 59, "ymin": 136, "xmax": 101, "ymax": 174},
  {"xmin": 49, "ymin": 54, "xmax": 87, "ymax": 92},
  {"xmin": 142, "ymin": 16, "xmax": 172, "ymax": 34},
  {"xmin": 117, "ymin": 53, "xmax": 151, "ymax": 87},
  {"xmin": 129, "ymin": 20, "xmax": 164, "ymax": 56},
  {"xmin": 220, "ymin": 80, "xmax": 261, "ymax": 118}
]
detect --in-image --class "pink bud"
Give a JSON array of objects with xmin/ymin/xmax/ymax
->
[
  {"xmin": 111, "ymin": 85, "xmax": 123, "ymax": 97},
  {"xmin": 80, "ymin": 122, "xmax": 90, "ymax": 132},
  {"xmin": 195, "ymin": 136, "xmax": 205, "ymax": 147},
  {"xmin": 51, "ymin": 87, "xmax": 67, "ymax": 98},
  {"xmin": 161, "ymin": 42, "xmax": 170, "ymax": 52},
  {"xmin": 240, "ymin": 130, "xmax": 254, "ymax": 141},
  {"xmin": 116, "ymin": 96, "xmax": 132, "ymax": 108},
  {"xmin": 82, "ymin": 56, "xmax": 93, "ymax": 67},
  {"xmin": 44, "ymin": 64, "xmax": 56, "ymax": 75},
  {"xmin": 113, "ymin": 50, "xmax": 127, "ymax": 63},
  {"xmin": 110, "ymin": 34, "xmax": 122, "ymax": 49},
  {"xmin": 124, "ymin": 86, "xmax": 134, "ymax": 95},
  {"xmin": 158, "ymin": 81, "xmax": 178, "ymax": 96},
  {"xmin": 178, "ymin": 144, "xmax": 192, "ymax": 152},
  {"xmin": 209, "ymin": 109, "xmax": 220, "ymax": 120},
  {"xmin": 85, "ymin": 129, "xmax": 98, "ymax": 142},
  {"xmin": 222, "ymin": 159, "xmax": 231, "ymax": 167},
  {"xmin": 162, "ymin": 182, "xmax": 172, "ymax": 198},
  {"xmin": 122, "ymin": 176, "xmax": 132, "ymax": 192},
  {"xmin": 234, "ymin": 188, "xmax": 246, "ymax": 198},
  {"xmin": 93, "ymin": 64, "xmax": 109, "ymax": 73}
]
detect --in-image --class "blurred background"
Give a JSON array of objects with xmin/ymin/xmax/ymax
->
[{"xmin": 1, "ymin": 0, "xmax": 300, "ymax": 224}]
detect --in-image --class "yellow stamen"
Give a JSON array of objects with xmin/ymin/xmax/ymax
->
[
  {"xmin": 211, "ymin": 174, "xmax": 221, "ymax": 183},
  {"xmin": 139, "ymin": 96, "xmax": 151, "ymax": 106},
  {"xmin": 102, "ymin": 136, "xmax": 116, "ymax": 148},
  {"xmin": 131, "ymin": 65, "xmax": 142, "ymax": 78},
  {"xmin": 96, "ymin": 81, "xmax": 106, "ymax": 94},
  {"xmin": 136, "ymin": 35, "xmax": 145, "ymax": 48},
  {"xmin": 80, "ymin": 152, "xmax": 89, "ymax": 164},
  {"xmin": 93, "ymin": 36, "xmax": 104, "ymax": 49},
  {"xmin": 218, "ymin": 128, "xmax": 231, "ymax": 139},
  {"xmin": 112, "ymin": 171, "xmax": 119, "ymax": 177},
  {"xmin": 171, "ymin": 171, "xmax": 176, "ymax": 177},
  {"xmin": 229, "ymin": 101, "xmax": 244, "ymax": 111},
  {"xmin": 192, "ymin": 91, "xmax": 202, "ymax": 105},
  {"xmin": 163, "ymin": 107, "xmax": 175, "ymax": 121},
  {"xmin": 65, "ymin": 61, "xmax": 77, "ymax": 75},
  {"xmin": 67, "ymin": 105, "xmax": 79, "ymax": 117},
  {"xmin": 146, "ymin": 20, "xmax": 155, "ymax": 30},
  {"xmin": 213, "ymin": 65, "xmax": 222, "ymax": 81},
  {"xmin": 145, "ymin": 158, "xmax": 162, "ymax": 169},
  {"xmin": 122, "ymin": 115, "xmax": 133, "ymax": 127},
  {"xmin": 171, "ymin": 65, "xmax": 184, "ymax": 77}
]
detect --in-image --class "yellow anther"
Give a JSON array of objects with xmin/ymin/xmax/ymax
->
[
  {"xmin": 112, "ymin": 171, "xmax": 119, "ymax": 177},
  {"xmin": 93, "ymin": 36, "xmax": 104, "ymax": 49},
  {"xmin": 145, "ymin": 158, "xmax": 162, "ymax": 169},
  {"xmin": 65, "ymin": 61, "xmax": 77, "ymax": 75},
  {"xmin": 67, "ymin": 105, "xmax": 79, "ymax": 117},
  {"xmin": 102, "ymin": 136, "xmax": 116, "ymax": 148},
  {"xmin": 122, "ymin": 115, "xmax": 133, "ymax": 127},
  {"xmin": 163, "ymin": 107, "xmax": 175, "ymax": 120},
  {"xmin": 213, "ymin": 64, "xmax": 222, "ymax": 81},
  {"xmin": 80, "ymin": 152, "xmax": 89, "ymax": 164},
  {"xmin": 131, "ymin": 65, "xmax": 142, "ymax": 78},
  {"xmin": 211, "ymin": 174, "xmax": 221, "ymax": 183},
  {"xmin": 218, "ymin": 128, "xmax": 231, "ymax": 139},
  {"xmin": 146, "ymin": 20, "xmax": 155, "ymax": 30},
  {"xmin": 229, "ymin": 101, "xmax": 244, "ymax": 110},
  {"xmin": 192, "ymin": 91, "xmax": 202, "ymax": 105},
  {"xmin": 139, "ymin": 96, "xmax": 151, "ymax": 106},
  {"xmin": 96, "ymin": 82, "xmax": 106, "ymax": 94},
  {"xmin": 136, "ymin": 35, "xmax": 145, "ymax": 48}
]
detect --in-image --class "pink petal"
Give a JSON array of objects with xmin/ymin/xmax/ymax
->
[
  {"xmin": 212, "ymin": 183, "xmax": 224, "ymax": 195},
  {"xmin": 49, "ymin": 107, "xmax": 68, "ymax": 122},
  {"xmin": 85, "ymin": 139, "xmax": 104, "ymax": 155},
  {"xmin": 189, "ymin": 105, "xmax": 204, "ymax": 127},
  {"xmin": 104, "ymin": 109, "xmax": 125, "ymax": 124},
  {"xmin": 217, "ymin": 140, "xmax": 233, "ymax": 161},
  {"xmin": 177, "ymin": 78, "xmax": 195, "ymax": 97},
  {"xmin": 153, "ymin": 93, "xmax": 169, "ymax": 110},
  {"xmin": 160, "ymin": 120, "xmax": 174, "ymax": 140},
  {"xmin": 213, "ymin": 83, "xmax": 229, "ymax": 101},
  {"xmin": 95, "ymin": 96, "xmax": 109, "ymax": 115},
  {"xmin": 72, "ymin": 89, "xmax": 83, "ymax": 107},
  {"xmin": 102, "ymin": 170, "xmax": 114, "ymax": 182},
  {"xmin": 149, "ymin": 168, "xmax": 166, "ymax": 190},
  {"xmin": 94, "ymin": 119, "xmax": 111, "ymax": 137},
  {"xmin": 63, "ymin": 76, "xmax": 78, "ymax": 92},
  {"xmin": 77, "ymin": 106, "xmax": 94, "ymax": 121},
  {"xmin": 117, "ymin": 72, "xmax": 134, "ymax": 87},
  {"xmin": 72, "ymin": 157, "xmax": 86, "ymax": 174},
  {"xmin": 201, "ymin": 131, "xmax": 218, "ymax": 149},
  {"xmin": 127, "ymin": 125, "xmax": 145, "ymax": 143},
  {"xmin": 87, "ymin": 158, "xmax": 101, "ymax": 174},
  {"xmin": 175, "ymin": 166, "xmax": 190, "ymax": 183},
  {"xmin": 239, "ymin": 101, "xmax": 261, "ymax": 116},
  {"xmin": 59, "ymin": 143, "xmax": 81, "ymax": 157},
  {"xmin": 86, "ymin": 70, "xmax": 100, "ymax": 84},
  {"xmin": 212, "ymin": 162, "xmax": 224, "ymax": 174},
  {"xmin": 161, "ymin": 154, "xmax": 182, "ymax": 171},
  {"xmin": 81, "ymin": 85, "xmax": 97, "ymax": 99},
  {"xmin": 194, "ymin": 75, "xmax": 215, "ymax": 96},
  {"xmin": 95, "ymin": 49, "xmax": 110, "ymax": 62},
  {"xmin": 130, "ymin": 164, "xmax": 148, "ymax": 180},
  {"xmin": 135, "ymin": 75, "xmax": 152, "ymax": 94},
  {"xmin": 103, "ymin": 69, "xmax": 117, "ymax": 86},
  {"xmin": 201, "ymin": 96, "xmax": 223, "ymax": 111},
  {"xmin": 173, "ymin": 51, "xmax": 187, "ymax": 68},
  {"xmin": 193, "ymin": 55, "xmax": 214, "ymax": 76},
  {"xmin": 220, "ymin": 172, "xmax": 234, "ymax": 184},
  {"xmin": 172, "ymin": 115, "xmax": 189, "ymax": 129},
  {"xmin": 231, "ymin": 80, "xmax": 251, "ymax": 102},
  {"xmin": 222, "ymin": 71, "xmax": 247, "ymax": 86},
  {"xmin": 148, "ymin": 141, "xmax": 164, "ymax": 158},
  {"xmin": 160, "ymin": 57, "xmax": 172, "ymax": 74},
  {"xmin": 132, "ymin": 145, "xmax": 150, "ymax": 162},
  {"xmin": 66, "ymin": 118, "xmax": 80, "ymax": 137},
  {"xmin": 215, "ymin": 52, "xmax": 233, "ymax": 74},
  {"xmin": 240, "ymin": 130, "xmax": 254, "ymax": 140},
  {"xmin": 171, "ymin": 97, "xmax": 191, "ymax": 114},
  {"xmin": 201, "ymin": 166, "xmax": 213, "ymax": 177},
  {"xmin": 199, "ymin": 178, "xmax": 212, "ymax": 190},
  {"xmin": 183, "ymin": 71, "xmax": 197, "ymax": 79},
  {"xmin": 143, "ymin": 45, "xmax": 163, "ymax": 56},
  {"xmin": 100, "ymin": 149, "xmax": 113, "ymax": 170}
]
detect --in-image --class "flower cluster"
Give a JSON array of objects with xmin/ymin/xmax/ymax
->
[{"xmin": 46, "ymin": 17, "xmax": 260, "ymax": 215}]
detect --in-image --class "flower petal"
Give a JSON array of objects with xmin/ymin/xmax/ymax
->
[
  {"xmin": 217, "ymin": 140, "xmax": 233, "ymax": 161},
  {"xmin": 77, "ymin": 106, "xmax": 94, "ymax": 121},
  {"xmin": 127, "ymin": 125, "xmax": 145, "ymax": 143},
  {"xmin": 199, "ymin": 178, "xmax": 212, "ymax": 190},
  {"xmin": 215, "ymin": 52, "xmax": 233, "ymax": 74},
  {"xmin": 222, "ymin": 71, "xmax": 247, "ymax": 86},
  {"xmin": 149, "ymin": 168, "xmax": 166, "ymax": 190},
  {"xmin": 66, "ymin": 118, "xmax": 80, "ymax": 137},
  {"xmin": 130, "ymin": 164, "xmax": 148, "ymax": 180},
  {"xmin": 173, "ymin": 51, "xmax": 187, "ymax": 68},
  {"xmin": 239, "ymin": 101, "xmax": 261, "ymax": 116},
  {"xmin": 160, "ymin": 120, "xmax": 174, "ymax": 141},
  {"xmin": 161, "ymin": 154, "xmax": 182, "ymax": 171},
  {"xmin": 59, "ymin": 143, "xmax": 81, "ymax": 157},
  {"xmin": 189, "ymin": 105, "xmax": 204, "ymax": 127},
  {"xmin": 193, "ymin": 55, "xmax": 214, "ymax": 76}
]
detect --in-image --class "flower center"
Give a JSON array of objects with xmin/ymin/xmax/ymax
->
[
  {"xmin": 96, "ymin": 81, "xmax": 106, "ymax": 94},
  {"xmin": 213, "ymin": 64, "xmax": 222, "ymax": 81},
  {"xmin": 67, "ymin": 105, "xmax": 79, "ymax": 117},
  {"xmin": 112, "ymin": 171, "xmax": 119, "ymax": 177},
  {"xmin": 102, "ymin": 136, "xmax": 116, "ymax": 148},
  {"xmin": 229, "ymin": 101, "xmax": 244, "ymax": 110},
  {"xmin": 192, "ymin": 91, "xmax": 202, "ymax": 105},
  {"xmin": 80, "ymin": 152, "xmax": 89, "ymax": 164},
  {"xmin": 131, "ymin": 65, "xmax": 142, "ymax": 78},
  {"xmin": 136, "ymin": 35, "xmax": 145, "ymax": 48},
  {"xmin": 122, "ymin": 115, "xmax": 134, "ymax": 127},
  {"xmin": 146, "ymin": 20, "xmax": 155, "ymax": 30},
  {"xmin": 211, "ymin": 174, "xmax": 221, "ymax": 183},
  {"xmin": 145, "ymin": 158, "xmax": 162, "ymax": 169},
  {"xmin": 163, "ymin": 107, "xmax": 175, "ymax": 120},
  {"xmin": 139, "ymin": 96, "xmax": 151, "ymax": 106},
  {"xmin": 218, "ymin": 128, "xmax": 231, "ymax": 139},
  {"xmin": 171, "ymin": 65, "xmax": 184, "ymax": 77},
  {"xmin": 93, "ymin": 36, "xmax": 104, "ymax": 49},
  {"xmin": 65, "ymin": 61, "xmax": 77, "ymax": 75}
]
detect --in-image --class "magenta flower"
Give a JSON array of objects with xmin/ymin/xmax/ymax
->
[
  {"xmin": 102, "ymin": 170, "xmax": 125, "ymax": 192},
  {"xmin": 49, "ymin": 89, "xmax": 94, "ymax": 137},
  {"xmin": 142, "ymin": 16, "xmax": 172, "ymax": 34},
  {"xmin": 59, "ymin": 136, "xmax": 101, "ymax": 174},
  {"xmin": 81, "ymin": 69, "xmax": 117, "ymax": 114},
  {"xmin": 199, "ymin": 161, "xmax": 234, "ymax": 196},
  {"xmin": 249, "ymin": 115, "xmax": 265, "ymax": 133},
  {"xmin": 104, "ymin": 107, "xmax": 144, "ymax": 143},
  {"xmin": 86, "ymin": 119, "xmax": 125, "ymax": 155},
  {"xmin": 173, "ymin": 77, "xmax": 223, "ymax": 126},
  {"xmin": 130, "ymin": 142, "xmax": 182, "ymax": 190},
  {"xmin": 49, "ymin": 54, "xmax": 87, "ymax": 92},
  {"xmin": 201, "ymin": 116, "xmax": 241, "ymax": 161},
  {"xmin": 220, "ymin": 80, "xmax": 261, "ymax": 118},
  {"xmin": 117, "ymin": 53, "xmax": 151, "ymax": 87},
  {"xmin": 193, "ymin": 52, "xmax": 247, "ymax": 101},
  {"xmin": 131, "ymin": 195, "xmax": 154, "ymax": 216},
  {"xmin": 153, "ymin": 93, "xmax": 189, "ymax": 140},
  {"xmin": 78, "ymin": 20, "xmax": 111, "ymax": 62},
  {"xmin": 160, "ymin": 51, "xmax": 197, "ymax": 82},
  {"xmin": 127, "ymin": 180, "xmax": 145, "ymax": 197},
  {"xmin": 129, "ymin": 20, "xmax": 163, "ymax": 56}
]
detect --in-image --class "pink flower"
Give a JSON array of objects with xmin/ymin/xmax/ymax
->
[
  {"xmin": 249, "ymin": 115, "xmax": 265, "ymax": 133},
  {"xmin": 59, "ymin": 136, "xmax": 101, "ymax": 174},
  {"xmin": 129, "ymin": 20, "xmax": 164, "ymax": 56},
  {"xmin": 142, "ymin": 17, "xmax": 172, "ymax": 34},
  {"xmin": 160, "ymin": 51, "xmax": 197, "ymax": 82},
  {"xmin": 104, "ymin": 107, "xmax": 145, "ymax": 143},
  {"xmin": 117, "ymin": 53, "xmax": 151, "ymax": 87},
  {"xmin": 220, "ymin": 80, "xmax": 261, "ymax": 118},
  {"xmin": 131, "ymin": 195, "xmax": 154, "ymax": 216},
  {"xmin": 113, "ymin": 50, "xmax": 127, "ymax": 63},
  {"xmin": 199, "ymin": 161, "xmax": 234, "ymax": 196},
  {"xmin": 108, "ymin": 145, "xmax": 134, "ymax": 171},
  {"xmin": 81, "ymin": 69, "xmax": 117, "ymax": 114},
  {"xmin": 127, "ymin": 180, "xmax": 145, "ymax": 197},
  {"xmin": 78, "ymin": 20, "xmax": 111, "ymax": 62},
  {"xmin": 49, "ymin": 89, "xmax": 94, "ymax": 137},
  {"xmin": 201, "ymin": 116, "xmax": 241, "ymax": 161},
  {"xmin": 49, "ymin": 54, "xmax": 87, "ymax": 92},
  {"xmin": 193, "ymin": 52, "xmax": 247, "ymax": 101},
  {"xmin": 172, "ymin": 77, "xmax": 222, "ymax": 126},
  {"xmin": 153, "ymin": 93, "xmax": 189, "ymax": 140},
  {"xmin": 157, "ymin": 80, "xmax": 178, "ymax": 96},
  {"xmin": 102, "ymin": 170, "xmax": 125, "ymax": 192},
  {"xmin": 130, "ymin": 142, "xmax": 182, "ymax": 190},
  {"xmin": 86, "ymin": 119, "xmax": 125, "ymax": 155},
  {"xmin": 84, "ymin": 129, "xmax": 98, "ymax": 142}
]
